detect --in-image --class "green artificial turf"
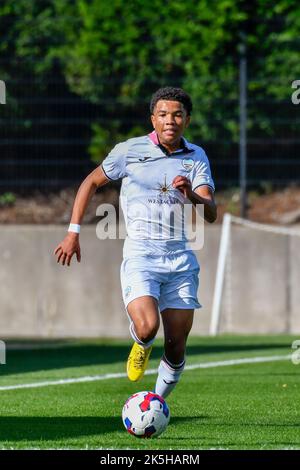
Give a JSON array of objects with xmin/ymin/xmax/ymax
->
[{"xmin": 0, "ymin": 335, "xmax": 299, "ymax": 449}]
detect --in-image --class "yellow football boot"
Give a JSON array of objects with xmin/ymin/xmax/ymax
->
[{"xmin": 127, "ymin": 342, "xmax": 153, "ymax": 382}]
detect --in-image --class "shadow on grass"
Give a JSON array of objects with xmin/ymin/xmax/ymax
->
[
  {"xmin": 0, "ymin": 338, "xmax": 291, "ymax": 377},
  {"xmin": 0, "ymin": 416, "xmax": 122, "ymax": 441},
  {"xmin": 0, "ymin": 415, "xmax": 298, "ymax": 445},
  {"xmin": 0, "ymin": 415, "xmax": 207, "ymax": 442}
]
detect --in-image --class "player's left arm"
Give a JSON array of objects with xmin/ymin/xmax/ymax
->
[
  {"xmin": 172, "ymin": 175, "xmax": 217, "ymax": 223},
  {"xmin": 192, "ymin": 184, "xmax": 217, "ymax": 223}
]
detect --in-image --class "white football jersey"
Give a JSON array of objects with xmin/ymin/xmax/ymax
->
[{"xmin": 102, "ymin": 131, "xmax": 215, "ymax": 256}]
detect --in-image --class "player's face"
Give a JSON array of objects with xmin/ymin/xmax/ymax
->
[{"xmin": 151, "ymin": 100, "xmax": 190, "ymax": 151}]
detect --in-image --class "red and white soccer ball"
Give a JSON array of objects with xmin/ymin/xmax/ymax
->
[{"xmin": 122, "ymin": 391, "xmax": 170, "ymax": 438}]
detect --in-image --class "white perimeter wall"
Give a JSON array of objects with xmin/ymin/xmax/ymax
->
[{"xmin": 0, "ymin": 224, "xmax": 299, "ymax": 338}]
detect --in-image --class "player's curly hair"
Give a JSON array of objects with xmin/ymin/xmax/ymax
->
[{"xmin": 150, "ymin": 87, "xmax": 193, "ymax": 116}]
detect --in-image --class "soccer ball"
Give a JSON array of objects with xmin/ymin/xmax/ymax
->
[{"xmin": 122, "ymin": 391, "xmax": 170, "ymax": 438}]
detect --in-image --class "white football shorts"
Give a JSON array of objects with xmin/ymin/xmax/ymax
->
[{"xmin": 120, "ymin": 251, "xmax": 201, "ymax": 312}]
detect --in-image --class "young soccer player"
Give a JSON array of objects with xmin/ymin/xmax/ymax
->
[{"xmin": 54, "ymin": 87, "xmax": 217, "ymax": 398}]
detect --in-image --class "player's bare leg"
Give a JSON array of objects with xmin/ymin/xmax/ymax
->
[
  {"xmin": 155, "ymin": 308, "xmax": 194, "ymax": 398},
  {"xmin": 126, "ymin": 296, "xmax": 160, "ymax": 381}
]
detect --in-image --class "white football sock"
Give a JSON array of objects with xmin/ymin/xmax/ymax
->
[
  {"xmin": 155, "ymin": 355, "xmax": 185, "ymax": 398},
  {"xmin": 129, "ymin": 322, "xmax": 154, "ymax": 349}
]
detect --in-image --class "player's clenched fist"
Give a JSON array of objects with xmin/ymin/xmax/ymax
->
[
  {"xmin": 53, "ymin": 232, "xmax": 81, "ymax": 267},
  {"xmin": 172, "ymin": 175, "xmax": 192, "ymax": 199}
]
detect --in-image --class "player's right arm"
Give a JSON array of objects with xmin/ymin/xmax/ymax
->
[{"xmin": 53, "ymin": 166, "xmax": 109, "ymax": 266}]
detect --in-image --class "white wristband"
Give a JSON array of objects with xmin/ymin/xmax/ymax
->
[{"xmin": 68, "ymin": 223, "xmax": 80, "ymax": 234}]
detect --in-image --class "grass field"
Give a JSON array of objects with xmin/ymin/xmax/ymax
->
[{"xmin": 0, "ymin": 335, "xmax": 299, "ymax": 450}]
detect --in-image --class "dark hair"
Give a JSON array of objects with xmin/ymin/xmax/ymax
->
[{"xmin": 150, "ymin": 87, "xmax": 193, "ymax": 116}]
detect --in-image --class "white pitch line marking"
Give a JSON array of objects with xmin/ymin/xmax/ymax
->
[{"xmin": 0, "ymin": 354, "xmax": 291, "ymax": 391}]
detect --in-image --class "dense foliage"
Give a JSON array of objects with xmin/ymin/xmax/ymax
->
[{"xmin": 0, "ymin": 0, "xmax": 299, "ymax": 166}]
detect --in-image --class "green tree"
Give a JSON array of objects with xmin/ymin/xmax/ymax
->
[
  {"xmin": 54, "ymin": 0, "xmax": 299, "ymax": 160},
  {"xmin": 1, "ymin": 0, "xmax": 299, "ymax": 165}
]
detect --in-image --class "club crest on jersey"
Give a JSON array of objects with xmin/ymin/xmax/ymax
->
[{"xmin": 182, "ymin": 158, "xmax": 194, "ymax": 171}]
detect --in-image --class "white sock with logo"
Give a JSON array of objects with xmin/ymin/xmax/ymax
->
[
  {"xmin": 155, "ymin": 355, "xmax": 185, "ymax": 398},
  {"xmin": 129, "ymin": 322, "xmax": 154, "ymax": 349}
]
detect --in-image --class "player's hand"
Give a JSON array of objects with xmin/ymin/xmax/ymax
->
[
  {"xmin": 53, "ymin": 232, "xmax": 81, "ymax": 266},
  {"xmin": 172, "ymin": 175, "xmax": 192, "ymax": 199}
]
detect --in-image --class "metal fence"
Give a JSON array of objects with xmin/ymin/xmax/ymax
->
[{"xmin": 0, "ymin": 66, "xmax": 299, "ymax": 192}]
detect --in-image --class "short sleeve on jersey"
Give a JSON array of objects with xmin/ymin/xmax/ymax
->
[
  {"xmin": 192, "ymin": 149, "xmax": 215, "ymax": 192},
  {"xmin": 101, "ymin": 142, "xmax": 127, "ymax": 180}
]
